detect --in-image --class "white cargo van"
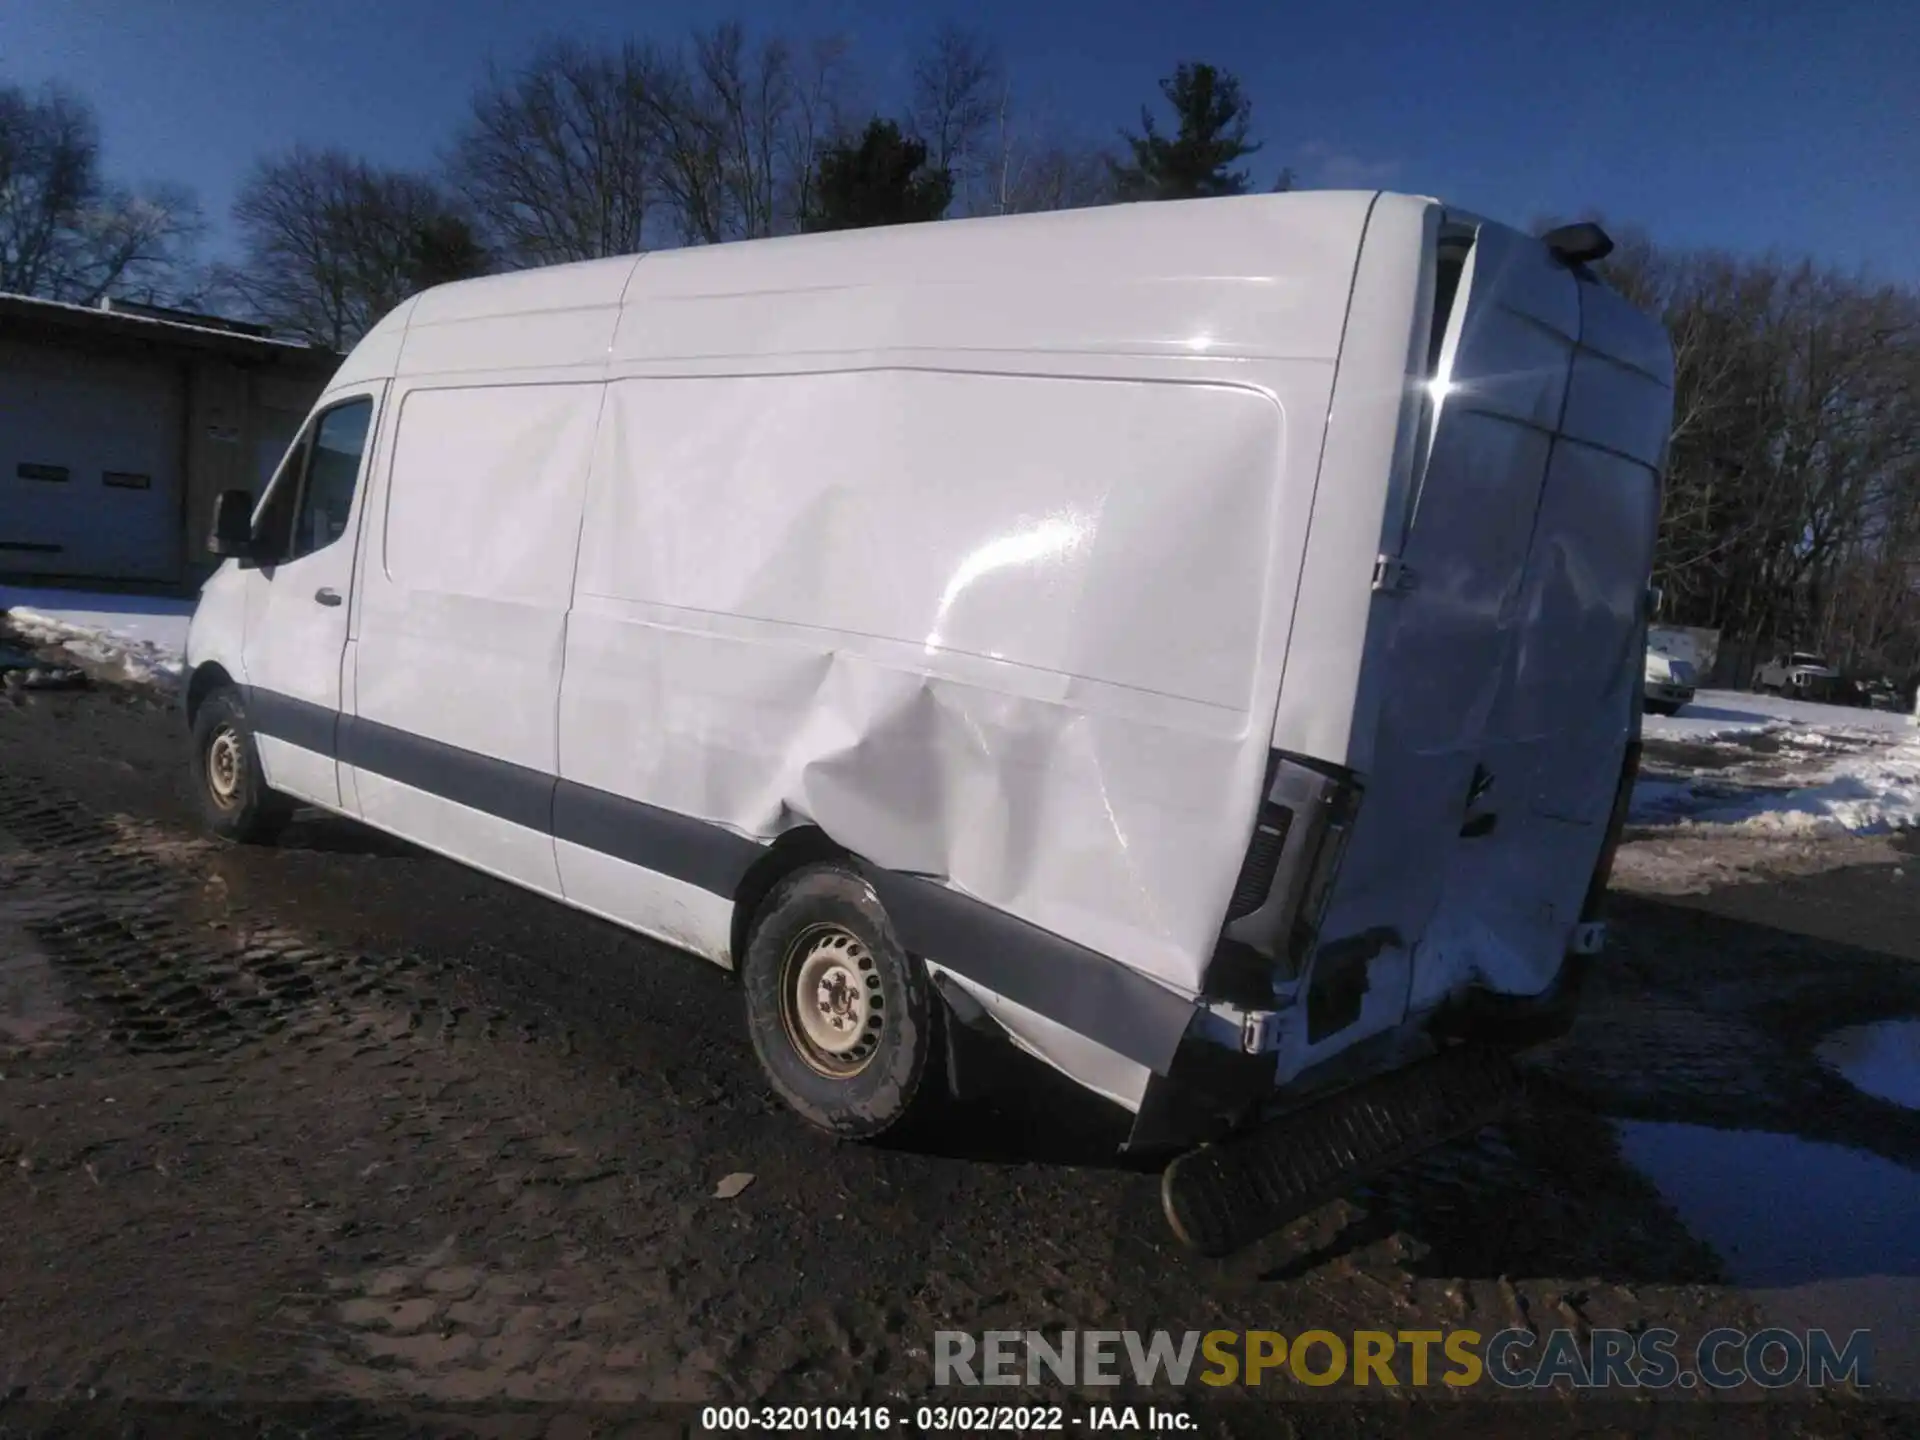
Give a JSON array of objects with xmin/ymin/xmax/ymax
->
[{"xmin": 182, "ymin": 191, "xmax": 1672, "ymax": 1248}]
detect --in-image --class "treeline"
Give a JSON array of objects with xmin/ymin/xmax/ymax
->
[
  {"xmin": 4, "ymin": 22, "xmax": 1919, "ymax": 677},
  {"xmin": 0, "ymin": 22, "xmax": 1266, "ymax": 348},
  {"xmin": 1589, "ymin": 231, "xmax": 1920, "ymax": 682}
]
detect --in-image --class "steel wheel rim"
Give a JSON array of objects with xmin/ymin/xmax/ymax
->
[
  {"xmin": 207, "ymin": 725, "xmax": 242, "ymax": 807},
  {"xmin": 780, "ymin": 924, "xmax": 884, "ymax": 1077}
]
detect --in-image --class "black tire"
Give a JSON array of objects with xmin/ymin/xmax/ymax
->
[
  {"xmin": 1644, "ymin": 699, "xmax": 1682, "ymax": 717},
  {"xmin": 190, "ymin": 687, "xmax": 293, "ymax": 844},
  {"xmin": 741, "ymin": 863, "xmax": 939, "ymax": 1139}
]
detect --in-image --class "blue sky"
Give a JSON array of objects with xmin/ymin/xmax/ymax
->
[{"xmin": 2, "ymin": 0, "xmax": 1914, "ymax": 282}]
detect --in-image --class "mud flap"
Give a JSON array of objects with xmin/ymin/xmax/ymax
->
[{"xmin": 1160, "ymin": 1042, "xmax": 1522, "ymax": 1257}]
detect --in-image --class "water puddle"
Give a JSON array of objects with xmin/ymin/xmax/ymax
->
[
  {"xmin": 1615, "ymin": 1121, "xmax": 1920, "ymax": 1287},
  {"xmin": 1817, "ymin": 1020, "xmax": 1920, "ymax": 1110}
]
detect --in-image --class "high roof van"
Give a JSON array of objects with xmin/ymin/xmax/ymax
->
[{"xmin": 182, "ymin": 191, "xmax": 1672, "ymax": 1252}]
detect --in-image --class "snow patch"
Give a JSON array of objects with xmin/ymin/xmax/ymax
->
[
  {"xmin": 1634, "ymin": 688, "xmax": 1920, "ymax": 837},
  {"xmin": 1690, "ymin": 741, "xmax": 1920, "ymax": 835},
  {"xmin": 1643, "ymin": 707, "xmax": 1785, "ymax": 744},
  {"xmin": 1647, "ymin": 688, "xmax": 1915, "ymax": 738},
  {"xmin": 0, "ymin": 585, "xmax": 193, "ymax": 687}
]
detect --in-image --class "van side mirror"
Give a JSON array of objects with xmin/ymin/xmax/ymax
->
[
  {"xmin": 208, "ymin": 489, "xmax": 257, "ymax": 558},
  {"xmin": 1646, "ymin": 584, "xmax": 1664, "ymax": 618}
]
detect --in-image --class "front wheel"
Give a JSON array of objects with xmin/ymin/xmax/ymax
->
[
  {"xmin": 741, "ymin": 863, "xmax": 940, "ymax": 1139},
  {"xmin": 190, "ymin": 687, "xmax": 293, "ymax": 843}
]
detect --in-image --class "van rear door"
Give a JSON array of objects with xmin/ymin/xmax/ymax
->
[{"xmin": 1308, "ymin": 218, "xmax": 1669, "ymax": 1052}]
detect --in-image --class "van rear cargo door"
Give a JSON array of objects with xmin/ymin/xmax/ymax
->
[
  {"xmin": 1310, "ymin": 219, "xmax": 1667, "ymax": 1049},
  {"xmin": 1426, "ymin": 255, "xmax": 1669, "ymax": 1008}
]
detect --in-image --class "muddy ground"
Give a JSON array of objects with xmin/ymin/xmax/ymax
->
[{"xmin": 2, "ymin": 645, "xmax": 1917, "ymax": 1436}]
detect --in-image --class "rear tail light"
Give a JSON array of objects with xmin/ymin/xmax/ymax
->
[
  {"xmin": 1285, "ymin": 779, "xmax": 1360, "ymax": 974},
  {"xmin": 1581, "ymin": 740, "xmax": 1641, "ymax": 922},
  {"xmin": 1208, "ymin": 756, "xmax": 1364, "ymax": 997},
  {"xmin": 1225, "ymin": 805, "xmax": 1294, "ymax": 921}
]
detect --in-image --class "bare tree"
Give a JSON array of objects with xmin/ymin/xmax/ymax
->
[
  {"xmin": 691, "ymin": 21, "xmax": 795, "ymax": 241},
  {"xmin": 227, "ymin": 147, "xmax": 489, "ymax": 350},
  {"xmin": 779, "ymin": 36, "xmax": 858, "ymax": 233},
  {"xmin": 0, "ymin": 82, "xmax": 201, "ymax": 304},
  {"xmin": 631, "ymin": 22, "xmax": 861, "ymax": 244},
  {"xmin": 977, "ymin": 81, "xmax": 1115, "ymax": 216},
  {"xmin": 1556, "ymin": 216, "xmax": 1920, "ymax": 684},
  {"xmin": 634, "ymin": 48, "xmax": 729, "ymax": 246},
  {"xmin": 452, "ymin": 40, "xmax": 661, "ymax": 267},
  {"xmin": 453, "ymin": 26, "xmax": 859, "ymax": 254},
  {"xmin": 909, "ymin": 23, "xmax": 1002, "ymax": 215},
  {"xmin": 1003, "ymin": 142, "xmax": 1116, "ymax": 214}
]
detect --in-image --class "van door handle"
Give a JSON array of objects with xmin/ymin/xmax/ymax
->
[{"xmin": 314, "ymin": 588, "xmax": 342, "ymax": 607}]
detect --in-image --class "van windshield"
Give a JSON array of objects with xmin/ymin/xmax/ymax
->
[{"xmin": 1789, "ymin": 653, "xmax": 1827, "ymax": 667}]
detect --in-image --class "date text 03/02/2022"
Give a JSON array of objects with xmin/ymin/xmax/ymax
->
[{"xmin": 698, "ymin": 1404, "xmax": 1191, "ymax": 1432}]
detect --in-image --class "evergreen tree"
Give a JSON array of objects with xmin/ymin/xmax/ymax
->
[
  {"xmin": 1112, "ymin": 63, "xmax": 1261, "ymax": 201},
  {"xmin": 804, "ymin": 118, "xmax": 954, "ymax": 231}
]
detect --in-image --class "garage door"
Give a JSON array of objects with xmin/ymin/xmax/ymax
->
[{"xmin": 0, "ymin": 341, "xmax": 185, "ymax": 583}]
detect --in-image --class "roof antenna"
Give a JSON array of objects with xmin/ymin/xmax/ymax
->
[{"xmin": 1542, "ymin": 221, "xmax": 1614, "ymax": 266}]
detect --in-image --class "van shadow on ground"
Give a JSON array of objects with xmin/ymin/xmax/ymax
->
[
  {"xmin": 1267, "ymin": 878, "xmax": 1920, "ymax": 1288},
  {"xmin": 883, "ymin": 882, "xmax": 1920, "ymax": 1291}
]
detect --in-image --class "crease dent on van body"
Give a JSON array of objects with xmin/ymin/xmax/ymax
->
[
  {"xmin": 824, "ymin": 675, "xmax": 1145, "ymax": 907},
  {"xmin": 720, "ymin": 643, "xmax": 1249, "ymax": 1002}
]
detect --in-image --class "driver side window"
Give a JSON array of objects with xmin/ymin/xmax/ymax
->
[{"xmin": 254, "ymin": 397, "xmax": 374, "ymax": 563}]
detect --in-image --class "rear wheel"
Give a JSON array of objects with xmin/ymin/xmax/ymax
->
[
  {"xmin": 1644, "ymin": 699, "xmax": 1682, "ymax": 717},
  {"xmin": 741, "ymin": 863, "xmax": 939, "ymax": 1139},
  {"xmin": 191, "ymin": 688, "xmax": 293, "ymax": 844}
]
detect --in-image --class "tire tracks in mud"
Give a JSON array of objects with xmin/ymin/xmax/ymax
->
[
  {"xmin": 0, "ymin": 770, "xmax": 1012, "ymax": 1409},
  {"xmin": 0, "ymin": 772, "xmax": 695, "ymax": 1404}
]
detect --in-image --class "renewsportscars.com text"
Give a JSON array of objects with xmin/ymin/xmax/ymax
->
[{"xmin": 934, "ymin": 1328, "xmax": 1872, "ymax": 1390}]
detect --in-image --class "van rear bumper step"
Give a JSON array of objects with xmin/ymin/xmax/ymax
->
[{"xmin": 1160, "ymin": 1042, "xmax": 1522, "ymax": 1257}]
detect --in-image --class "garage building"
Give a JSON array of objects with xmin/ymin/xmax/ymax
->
[{"xmin": 0, "ymin": 293, "xmax": 339, "ymax": 590}]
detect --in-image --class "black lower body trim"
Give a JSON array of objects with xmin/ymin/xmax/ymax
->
[
  {"xmin": 244, "ymin": 686, "xmax": 339, "ymax": 759},
  {"xmin": 864, "ymin": 867, "xmax": 1194, "ymax": 1074},
  {"xmin": 553, "ymin": 779, "xmax": 760, "ymax": 899},
  {"xmin": 340, "ymin": 712, "xmax": 553, "ymax": 834},
  {"xmin": 234, "ymin": 683, "xmax": 1198, "ymax": 1075}
]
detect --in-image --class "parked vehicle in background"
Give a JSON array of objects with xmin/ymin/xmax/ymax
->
[
  {"xmin": 177, "ymin": 192, "xmax": 1673, "ymax": 1253},
  {"xmin": 1643, "ymin": 644, "xmax": 1695, "ymax": 716},
  {"xmin": 1646, "ymin": 623, "xmax": 1719, "ymax": 683},
  {"xmin": 1752, "ymin": 651, "xmax": 1842, "ymax": 700},
  {"xmin": 1857, "ymin": 676, "xmax": 1906, "ymax": 712}
]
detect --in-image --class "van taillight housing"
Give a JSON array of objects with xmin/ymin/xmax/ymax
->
[
  {"xmin": 1207, "ymin": 755, "xmax": 1364, "ymax": 999},
  {"xmin": 1286, "ymin": 780, "xmax": 1359, "ymax": 973}
]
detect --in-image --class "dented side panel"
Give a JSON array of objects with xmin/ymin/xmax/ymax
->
[{"xmin": 557, "ymin": 364, "xmax": 1336, "ymax": 1002}]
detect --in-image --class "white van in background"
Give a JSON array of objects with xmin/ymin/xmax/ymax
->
[{"xmin": 182, "ymin": 191, "xmax": 1673, "ymax": 1253}]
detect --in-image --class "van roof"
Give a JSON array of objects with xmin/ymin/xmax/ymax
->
[{"xmin": 336, "ymin": 190, "xmax": 1419, "ymax": 386}]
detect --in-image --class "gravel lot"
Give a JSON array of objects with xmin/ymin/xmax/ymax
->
[{"xmin": 2, "ymin": 636, "xmax": 1916, "ymax": 1436}]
